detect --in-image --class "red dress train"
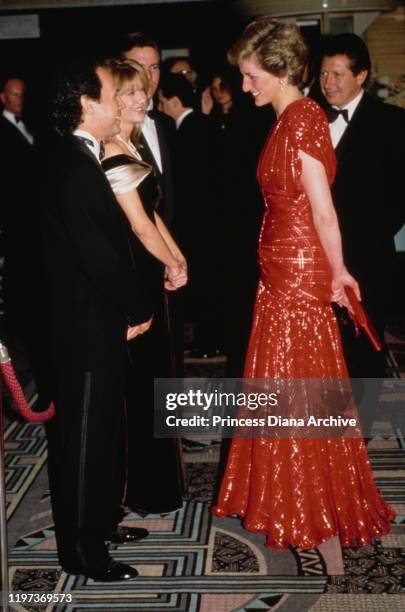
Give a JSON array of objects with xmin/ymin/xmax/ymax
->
[{"xmin": 212, "ymin": 98, "xmax": 395, "ymax": 549}]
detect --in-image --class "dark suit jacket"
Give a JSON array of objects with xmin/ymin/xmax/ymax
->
[
  {"xmin": 173, "ymin": 110, "xmax": 216, "ymax": 266},
  {"xmin": 138, "ymin": 110, "xmax": 176, "ymax": 227},
  {"xmin": 0, "ymin": 114, "xmax": 36, "ymax": 231},
  {"xmin": 0, "ymin": 115, "xmax": 37, "ymax": 322},
  {"xmin": 41, "ymin": 135, "xmax": 153, "ymax": 369},
  {"xmin": 322, "ymin": 93, "xmax": 405, "ymax": 323}
]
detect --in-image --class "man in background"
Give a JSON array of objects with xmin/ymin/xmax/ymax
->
[
  {"xmin": 0, "ymin": 75, "xmax": 49, "ymax": 407},
  {"xmin": 318, "ymin": 33, "xmax": 405, "ymax": 381}
]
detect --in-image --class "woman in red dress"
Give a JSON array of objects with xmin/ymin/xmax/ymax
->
[{"xmin": 212, "ymin": 19, "xmax": 395, "ymax": 549}]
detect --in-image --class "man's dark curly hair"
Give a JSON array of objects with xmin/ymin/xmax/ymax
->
[
  {"xmin": 159, "ymin": 73, "xmax": 195, "ymax": 109},
  {"xmin": 50, "ymin": 59, "xmax": 106, "ymax": 136}
]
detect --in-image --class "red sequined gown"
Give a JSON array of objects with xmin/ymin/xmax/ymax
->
[{"xmin": 212, "ymin": 98, "xmax": 395, "ymax": 549}]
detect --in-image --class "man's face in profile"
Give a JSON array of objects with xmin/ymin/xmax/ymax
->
[{"xmin": 93, "ymin": 67, "xmax": 122, "ymax": 140}]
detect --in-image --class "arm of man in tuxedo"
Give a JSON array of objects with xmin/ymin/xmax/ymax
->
[{"xmin": 58, "ymin": 160, "xmax": 153, "ymax": 326}]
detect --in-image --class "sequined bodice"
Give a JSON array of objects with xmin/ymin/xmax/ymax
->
[
  {"xmin": 258, "ymin": 98, "xmax": 335, "ymax": 202},
  {"xmin": 255, "ymin": 98, "xmax": 336, "ymax": 308}
]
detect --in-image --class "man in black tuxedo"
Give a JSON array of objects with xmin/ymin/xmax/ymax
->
[
  {"xmin": 317, "ymin": 34, "xmax": 405, "ymax": 380},
  {"xmin": 0, "ymin": 76, "xmax": 35, "ymax": 315},
  {"xmin": 0, "ymin": 76, "xmax": 51, "ymax": 405},
  {"xmin": 41, "ymin": 59, "xmax": 153, "ymax": 581},
  {"xmin": 0, "ymin": 77, "xmax": 35, "ymax": 305}
]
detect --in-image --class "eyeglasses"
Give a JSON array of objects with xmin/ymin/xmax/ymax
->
[{"xmin": 176, "ymin": 69, "xmax": 193, "ymax": 76}]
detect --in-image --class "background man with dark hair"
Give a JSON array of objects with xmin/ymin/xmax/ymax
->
[
  {"xmin": 41, "ymin": 59, "xmax": 152, "ymax": 582},
  {"xmin": 163, "ymin": 55, "xmax": 203, "ymax": 110},
  {"xmin": 317, "ymin": 33, "xmax": 405, "ymax": 380}
]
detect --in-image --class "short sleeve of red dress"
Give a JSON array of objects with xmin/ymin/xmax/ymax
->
[{"xmin": 287, "ymin": 98, "xmax": 336, "ymax": 188}]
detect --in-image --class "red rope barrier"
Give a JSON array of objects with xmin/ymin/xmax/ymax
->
[{"xmin": 0, "ymin": 341, "xmax": 54, "ymax": 423}]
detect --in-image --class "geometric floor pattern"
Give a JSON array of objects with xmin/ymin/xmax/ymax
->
[
  {"xmin": 5, "ymin": 420, "xmax": 47, "ymax": 520},
  {"xmin": 6, "ymin": 444, "xmax": 405, "ymax": 611},
  {"xmin": 4, "ymin": 331, "xmax": 405, "ymax": 611}
]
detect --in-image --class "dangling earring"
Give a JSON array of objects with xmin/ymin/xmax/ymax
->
[{"xmin": 279, "ymin": 79, "xmax": 286, "ymax": 91}]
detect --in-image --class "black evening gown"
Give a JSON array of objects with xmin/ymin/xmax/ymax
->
[{"xmin": 102, "ymin": 153, "xmax": 184, "ymax": 514}]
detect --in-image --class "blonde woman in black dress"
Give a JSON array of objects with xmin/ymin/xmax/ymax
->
[{"xmin": 103, "ymin": 59, "xmax": 187, "ymax": 514}]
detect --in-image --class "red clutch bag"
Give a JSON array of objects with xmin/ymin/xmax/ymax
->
[{"xmin": 345, "ymin": 286, "xmax": 382, "ymax": 352}]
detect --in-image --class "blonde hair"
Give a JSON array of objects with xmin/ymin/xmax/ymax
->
[
  {"xmin": 106, "ymin": 59, "xmax": 149, "ymax": 145},
  {"xmin": 228, "ymin": 18, "xmax": 308, "ymax": 86}
]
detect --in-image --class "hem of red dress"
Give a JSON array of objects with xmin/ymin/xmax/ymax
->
[{"xmin": 211, "ymin": 506, "xmax": 394, "ymax": 550}]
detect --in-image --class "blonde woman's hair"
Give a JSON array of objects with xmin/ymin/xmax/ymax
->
[
  {"xmin": 106, "ymin": 58, "xmax": 149, "ymax": 145},
  {"xmin": 228, "ymin": 18, "xmax": 308, "ymax": 86}
]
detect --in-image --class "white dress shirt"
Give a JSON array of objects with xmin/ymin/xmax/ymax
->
[
  {"xmin": 73, "ymin": 129, "xmax": 101, "ymax": 163},
  {"xmin": 329, "ymin": 90, "xmax": 364, "ymax": 148},
  {"xmin": 3, "ymin": 109, "xmax": 34, "ymax": 144},
  {"xmin": 176, "ymin": 108, "xmax": 193, "ymax": 130},
  {"xmin": 141, "ymin": 100, "xmax": 163, "ymax": 173}
]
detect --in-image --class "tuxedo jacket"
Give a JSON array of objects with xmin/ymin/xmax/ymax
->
[
  {"xmin": 0, "ymin": 114, "xmax": 33, "ymax": 153},
  {"xmin": 0, "ymin": 115, "xmax": 36, "ymax": 230},
  {"xmin": 172, "ymin": 111, "xmax": 216, "ymax": 257},
  {"xmin": 325, "ymin": 93, "xmax": 405, "ymax": 317},
  {"xmin": 0, "ymin": 115, "xmax": 38, "ymax": 313},
  {"xmin": 41, "ymin": 136, "xmax": 153, "ymax": 373},
  {"xmin": 139, "ymin": 110, "xmax": 175, "ymax": 227}
]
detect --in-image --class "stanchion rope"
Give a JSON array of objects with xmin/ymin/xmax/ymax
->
[{"xmin": 0, "ymin": 340, "xmax": 54, "ymax": 423}]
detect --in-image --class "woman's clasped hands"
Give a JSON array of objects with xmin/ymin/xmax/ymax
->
[{"xmin": 165, "ymin": 259, "xmax": 188, "ymax": 291}]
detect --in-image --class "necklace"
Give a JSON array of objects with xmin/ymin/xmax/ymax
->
[{"xmin": 115, "ymin": 134, "xmax": 142, "ymax": 159}]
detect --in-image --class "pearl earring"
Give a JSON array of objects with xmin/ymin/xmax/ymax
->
[{"xmin": 279, "ymin": 79, "xmax": 286, "ymax": 90}]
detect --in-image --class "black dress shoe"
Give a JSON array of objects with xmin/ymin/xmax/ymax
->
[
  {"xmin": 63, "ymin": 559, "xmax": 138, "ymax": 582},
  {"xmin": 107, "ymin": 525, "xmax": 149, "ymax": 544}
]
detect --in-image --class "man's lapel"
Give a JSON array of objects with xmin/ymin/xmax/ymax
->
[
  {"xmin": 138, "ymin": 132, "xmax": 162, "ymax": 177},
  {"xmin": 69, "ymin": 135, "xmax": 106, "ymax": 175},
  {"xmin": 154, "ymin": 116, "xmax": 170, "ymax": 174},
  {"xmin": 1, "ymin": 115, "xmax": 32, "ymax": 147}
]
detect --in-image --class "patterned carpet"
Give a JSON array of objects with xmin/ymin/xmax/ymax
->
[{"xmin": 2, "ymin": 330, "xmax": 405, "ymax": 611}]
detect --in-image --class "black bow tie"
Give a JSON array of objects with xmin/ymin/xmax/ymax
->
[
  {"xmin": 75, "ymin": 135, "xmax": 104, "ymax": 160},
  {"xmin": 147, "ymin": 109, "xmax": 157, "ymax": 120},
  {"xmin": 325, "ymin": 106, "xmax": 349, "ymax": 124},
  {"xmin": 15, "ymin": 115, "xmax": 22, "ymax": 124}
]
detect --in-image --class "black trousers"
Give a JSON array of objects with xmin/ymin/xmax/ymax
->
[{"xmin": 46, "ymin": 364, "xmax": 126, "ymax": 568}]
